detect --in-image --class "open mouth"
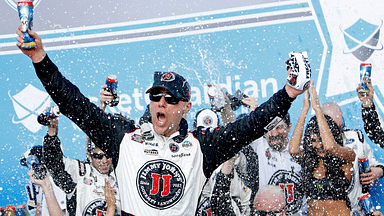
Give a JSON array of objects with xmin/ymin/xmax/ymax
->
[{"xmin": 157, "ymin": 112, "xmax": 166, "ymax": 126}]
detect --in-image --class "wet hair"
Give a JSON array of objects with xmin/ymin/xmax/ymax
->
[{"xmin": 300, "ymin": 114, "xmax": 350, "ymax": 202}]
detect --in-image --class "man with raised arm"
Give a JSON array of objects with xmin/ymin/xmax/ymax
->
[{"xmin": 17, "ymin": 27, "xmax": 305, "ymax": 215}]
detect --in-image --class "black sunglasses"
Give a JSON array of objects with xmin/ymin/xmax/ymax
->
[
  {"xmin": 149, "ymin": 93, "xmax": 186, "ymax": 105},
  {"xmin": 91, "ymin": 152, "xmax": 110, "ymax": 159},
  {"xmin": 254, "ymin": 209, "xmax": 283, "ymax": 216}
]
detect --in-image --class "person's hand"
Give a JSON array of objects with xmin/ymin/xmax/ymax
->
[
  {"xmin": 284, "ymin": 68, "xmax": 308, "ymax": 98},
  {"xmin": 221, "ymin": 155, "xmax": 238, "ymax": 175},
  {"xmin": 357, "ymin": 82, "xmax": 374, "ymax": 108},
  {"xmin": 28, "ymin": 169, "xmax": 49, "ymax": 187},
  {"xmin": 309, "ymin": 81, "xmax": 321, "ymax": 112},
  {"xmin": 242, "ymin": 97, "xmax": 258, "ymax": 113},
  {"xmin": 99, "ymin": 84, "xmax": 114, "ymax": 110},
  {"xmin": 16, "ymin": 26, "xmax": 46, "ymax": 63},
  {"xmin": 360, "ymin": 166, "xmax": 383, "ymax": 185},
  {"xmin": 104, "ymin": 179, "xmax": 116, "ymax": 213},
  {"xmin": 373, "ymin": 211, "xmax": 384, "ymax": 216},
  {"xmin": 47, "ymin": 117, "xmax": 58, "ymax": 136}
]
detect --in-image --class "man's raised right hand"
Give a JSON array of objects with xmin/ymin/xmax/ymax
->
[{"xmin": 16, "ymin": 25, "xmax": 46, "ymax": 63}]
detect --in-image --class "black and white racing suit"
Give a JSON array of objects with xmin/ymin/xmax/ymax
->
[
  {"xmin": 33, "ymin": 55, "xmax": 296, "ymax": 215},
  {"xmin": 43, "ymin": 135, "xmax": 121, "ymax": 216},
  {"xmin": 209, "ymin": 138, "xmax": 304, "ymax": 216},
  {"xmin": 362, "ymin": 104, "xmax": 384, "ymax": 148},
  {"xmin": 343, "ymin": 128, "xmax": 384, "ymax": 213}
]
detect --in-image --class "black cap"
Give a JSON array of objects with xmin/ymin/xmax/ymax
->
[{"xmin": 146, "ymin": 72, "xmax": 191, "ymax": 101}]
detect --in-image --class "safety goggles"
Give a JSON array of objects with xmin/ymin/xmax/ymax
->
[
  {"xmin": 149, "ymin": 92, "xmax": 186, "ymax": 105},
  {"xmin": 253, "ymin": 209, "xmax": 284, "ymax": 216},
  {"xmin": 90, "ymin": 152, "xmax": 110, "ymax": 159}
]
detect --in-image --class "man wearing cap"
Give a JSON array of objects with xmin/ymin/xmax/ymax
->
[
  {"xmin": 42, "ymin": 116, "xmax": 122, "ymax": 216},
  {"xmin": 40, "ymin": 85, "xmax": 126, "ymax": 216},
  {"xmin": 17, "ymin": 28, "xmax": 306, "ymax": 215}
]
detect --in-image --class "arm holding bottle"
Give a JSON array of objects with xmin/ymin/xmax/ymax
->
[{"xmin": 289, "ymin": 89, "xmax": 310, "ymax": 163}]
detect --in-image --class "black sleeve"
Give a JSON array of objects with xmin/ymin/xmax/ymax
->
[
  {"xmin": 194, "ymin": 87, "xmax": 295, "ymax": 177},
  {"xmin": 362, "ymin": 104, "xmax": 384, "ymax": 148},
  {"xmin": 42, "ymin": 135, "xmax": 77, "ymax": 194},
  {"xmin": 33, "ymin": 55, "xmax": 137, "ymax": 167},
  {"xmin": 210, "ymin": 171, "xmax": 237, "ymax": 216}
]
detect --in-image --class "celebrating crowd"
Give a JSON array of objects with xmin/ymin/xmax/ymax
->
[{"xmin": 17, "ymin": 26, "xmax": 384, "ymax": 216}]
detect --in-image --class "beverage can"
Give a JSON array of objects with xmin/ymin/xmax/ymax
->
[
  {"xmin": 17, "ymin": 1, "xmax": 36, "ymax": 49},
  {"xmin": 106, "ymin": 75, "xmax": 118, "ymax": 94},
  {"xmin": 45, "ymin": 105, "xmax": 61, "ymax": 118},
  {"xmin": 358, "ymin": 157, "xmax": 371, "ymax": 174},
  {"xmin": 359, "ymin": 63, "xmax": 372, "ymax": 95},
  {"xmin": 105, "ymin": 75, "xmax": 119, "ymax": 107},
  {"xmin": 358, "ymin": 193, "xmax": 376, "ymax": 216}
]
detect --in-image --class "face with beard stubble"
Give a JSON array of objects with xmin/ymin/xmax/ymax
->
[{"xmin": 264, "ymin": 120, "xmax": 291, "ymax": 152}]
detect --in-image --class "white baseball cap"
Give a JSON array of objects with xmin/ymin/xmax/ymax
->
[{"xmin": 195, "ymin": 109, "xmax": 219, "ymax": 129}]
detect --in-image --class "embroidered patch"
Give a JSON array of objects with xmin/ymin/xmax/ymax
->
[
  {"xmin": 169, "ymin": 143, "xmax": 179, "ymax": 153},
  {"xmin": 144, "ymin": 149, "xmax": 159, "ymax": 155},
  {"xmin": 83, "ymin": 177, "xmax": 93, "ymax": 185},
  {"xmin": 268, "ymin": 170, "xmax": 302, "ymax": 215},
  {"xmin": 182, "ymin": 141, "xmax": 192, "ymax": 150},
  {"xmin": 136, "ymin": 160, "xmax": 186, "ymax": 210},
  {"xmin": 132, "ymin": 134, "xmax": 145, "ymax": 143}
]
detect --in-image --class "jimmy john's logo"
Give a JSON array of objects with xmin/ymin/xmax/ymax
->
[
  {"xmin": 161, "ymin": 73, "xmax": 176, "ymax": 82},
  {"xmin": 82, "ymin": 198, "xmax": 112, "ymax": 216},
  {"xmin": 268, "ymin": 170, "xmax": 302, "ymax": 215},
  {"xmin": 137, "ymin": 160, "xmax": 186, "ymax": 210},
  {"xmin": 196, "ymin": 197, "xmax": 212, "ymax": 216}
]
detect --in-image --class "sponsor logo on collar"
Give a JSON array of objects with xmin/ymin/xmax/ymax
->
[
  {"xmin": 182, "ymin": 141, "xmax": 192, "ymax": 150},
  {"xmin": 132, "ymin": 134, "xmax": 145, "ymax": 143},
  {"xmin": 144, "ymin": 149, "xmax": 159, "ymax": 155}
]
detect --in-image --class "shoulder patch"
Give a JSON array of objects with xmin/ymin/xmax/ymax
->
[{"xmin": 132, "ymin": 134, "xmax": 145, "ymax": 143}]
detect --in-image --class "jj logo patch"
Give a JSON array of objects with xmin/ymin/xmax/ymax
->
[{"xmin": 136, "ymin": 159, "xmax": 186, "ymax": 210}]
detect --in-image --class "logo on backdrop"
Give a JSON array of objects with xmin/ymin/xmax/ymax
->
[
  {"xmin": 340, "ymin": 18, "xmax": 384, "ymax": 115},
  {"xmin": 5, "ymin": 0, "xmax": 42, "ymax": 11},
  {"xmin": 341, "ymin": 18, "xmax": 383, "ymax": 61},
  {"xmin": 8, "ymin": 84, "xmax": 51, "ymax": 133}
]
